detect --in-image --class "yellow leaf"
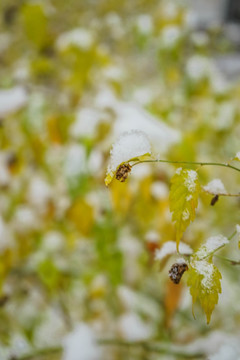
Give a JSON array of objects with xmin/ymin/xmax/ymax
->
[
  {"xmin": 233, "ymin": 152, "xmax": 240, "ymax": 161},
  {"xmin": 187, "ymin": 259, "xmax": 222, "ymax": 324},
  {"xmin": 170, "ymin": 169, "xmax": 200, "ymax": 250},
  {"xmin": 22, "ymin": 3, "xmax": 49, "ymax": 49},
  {"xmin": 67, "ymin": 199, "xmax": 94, "ymax": 235},
  {"xmin": 105, "ymin": 171, "xmax": 114, "ymax": 187},
  {"xmin": 104, "ymin": 153, "xmax": 151, "ymax": 187}
]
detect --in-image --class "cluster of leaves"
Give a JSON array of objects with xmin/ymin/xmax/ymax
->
[
  {"xmin": 107, "ymin": 154, "xmax": 240, "ymax": 323},
  {"xmin": 0, "ymin": 0, "xmax": 240, "ymax": 358}
]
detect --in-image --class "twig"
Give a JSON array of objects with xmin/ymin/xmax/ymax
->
[
  {"xmin": 132, "ymin": 159, "xmax": 240, "ymax": 174},
  {"xmin": 11, "ymin": 339, "xmax": 206, "ymax": 360}
]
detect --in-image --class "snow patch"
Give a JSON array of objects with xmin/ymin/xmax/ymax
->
[
  {"xmin": 196, "ymin": 235, "xmax": 229, "ymax": 259},
  {"xmin": 107, "ymin": 130, "xmax": 151, "ymax": 176},
  {"xmin": 62, "ymin": 323, "xmax": 101, "ymax": 360},
  {"xmin": 155, "ymin": 241, "xmax": 192, "ymax": 261},
  {"xmin": 203, "ymin": 179, "xmax": 227, "ymax": 195},
  {"xmin": 184, "ymin": 170, "xmax": 198, "ymax": 192},
  {"xmin": 0, "ymin": 87, "xmax": 27, "ymax": 116}
]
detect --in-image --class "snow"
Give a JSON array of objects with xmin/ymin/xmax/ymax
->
[
  {"xmin": 95, "ymin": 88, "xmax": 180, "ymax": 154},
  {"xmin": 184, "ymin": 170, "xmax": 198, "ymax": 192},
  {"xmin": 186, "ymin": 55, "xmax": 212, "ymax": 81},
  {"xmin": 62, "ymin": 323, "xmax": 101, "ymax": 360},
  {"xmin": 0, "ymin": 87, "xmax": 27, "ymax": 116},
  {"xmin": 64, "ymin": 144, "xmax": 87, "ymax": 178},
  {"xmin": 236, "ymin": 224, "xmax": 240, "ymax": 235},
  {"xmin": 14, "ymin": 206, "xmax": 39, "ymax": 233},
  {"xmin": 155, "ymin": 241, "xmax": 192, "ymax": 261},
  {"xmin": 151, "ymin": 181, "xmax": 169, "ymax": 200},
  {"xmin": 117, "ymin": 286, "xmax": 159, "ymax": 319},
  {"xmin": 56, "ymin": 28, "xmax": 94, "ymax": 51},
  {"xmin": 118, "ymin": 312, "xmax": 153, "ymax": 341},
  {"xmin": 42, "ymin": 231, "xmax": 64, "ymax": 252},
  {"xmin": 234, "ymin": 152, "xmax": 240, "ymax": 160},
  {"xmin": 27, "ymin": 177, "xmax": 52, "ymax": 211},
  {"xmin": 145, "ymin": 230, "xmax": 159, "ymax": 243},
  {"xmin": 209, "ymin": 340, "xmax": 240, "ymax": 360},
  {"xmin": 203, "ymin": 179, "xmax": 227, "ymax": 195},
  {"xmin": 192, "ymin": 260, "xmax": 215, "ymax": 289},
  {"xmin": 34, "ymin": 309, "xmax": 66, "ymax": 348},
  {"xmin": 136, "ymin": 14, "xmax": 153, "ymax": 35},
  {"xmin": 182, "ymin": 209, "xmax": 190, "ymax": 221},
  {"xmin": 175, "ymin": 167, "xmax": 182, "ymax": 175},
  {"xmin": 160, "ymin": 26, "xmax": 181, "ymax": 48},
  {"xmin": 196, "ymin": 235, "xmax": 229, "ymax": 259},
  {"xmin": 69, "ymin": 108, "xmax": 101, "ymax": 139},
  {"xmin": 176, "ymin": 257, "xmax": 187, "ymax": 265},
  {"xmin": 107, "ymin": 130, "xmax": 151, "ymax": 177}
]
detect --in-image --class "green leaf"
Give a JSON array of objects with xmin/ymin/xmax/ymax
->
[
  {"xmin": 22, "ymin": 3, "xmax": 48, "ymax": 50},
  {"xmin": 187, "ymin": 259, "xmax": 222, "ymax": 324},
  {"xmin": 170, "ymin": 168, "xmax": 200, "ymax": 250}
]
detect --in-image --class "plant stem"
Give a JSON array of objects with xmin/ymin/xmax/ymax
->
[
  {"xmin": 132, "ymin": 159, "xmax": 240, "ymax": 174},
  {"xmin": 202, "ymin": 230, "xmax": 237, "ymax": 260},
  {"xmin": 215, "ymin": 254, "xmax": 240, "ymax": 265},
  {"xmin": 11, "ymin": 340, "xmax": 206, "ymax": 360},
  {"xmin": 13, "ymin": 346, "xmax": 62, "ymax": 360},
  {"xmin": 98, "ymin": 339, "xmax": 205, "ymax": 358}
]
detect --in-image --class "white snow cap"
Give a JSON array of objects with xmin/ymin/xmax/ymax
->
[
  {"xmin": 203, "ymin": 179, "xmax": 227, "ymax": 195},
  {"xmin": 62, "ymin": 323, "xmax": 101, "ymax": 360},
  {"xmin": 155, "ymin": 241, "xmax": 192, "ymax": 261},
  {"xmin": 107, "ymin": 130, "xmax": 151, "ymax": 176}
]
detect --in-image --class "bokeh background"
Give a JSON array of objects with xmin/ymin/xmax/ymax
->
[{"xmin": 0, "ymin": 0, "xmax": 240, "ymax": 359}]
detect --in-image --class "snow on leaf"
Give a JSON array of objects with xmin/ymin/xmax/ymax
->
[
  {"xmin": 155, "ymin": 240, "xmax": 192, "ymax": 270},
  {"xmin": 233, "ymin": 152, "xmax": 240, "ymax": 161},
  {"xmin": 105, "ymin": 130, "xmax": 151, "ymax": 186},
  {"xmin": 187, "ymin": 259, "xmax": 222, "ymax": 324},
  {"xmin": 155, "ymin": 241, "xmax": 192, "ymax": 261},
  {"xmin": 170, "ymin": 169, "xmax": 200, "ymax": 250},
  {"xmin": 195, "ymin": 235, "xmax": 229, "ymax": 260},
  {"xmin": 203, "ymin": 179, "xmax": 227, "ymax": 195}
]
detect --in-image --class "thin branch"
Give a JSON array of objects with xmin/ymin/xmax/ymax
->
[
  {"xmin": 132, "ymin": 159, "xmax": 240, "ymax": 174},
  {"xmin": 11, "ymin": 339, "xmax": 206, "ymax": 360},
  {"xmin": 98, "ymin": 339, "xmax": 205, "ymax": 358},
  {"xmin": 201, "ymin": 230, "xmax": 237, "ymax": 260},
  {"xmin": 215, "ymin": 254, "xmax": 240, "ymax": 265},
  {"xmin": 203, "ymin": 188, "xmax": 240, "ymax": 197},
  {"xmin": 12, "ymin": 346, "xmax": 62, "ymax": 360}
]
